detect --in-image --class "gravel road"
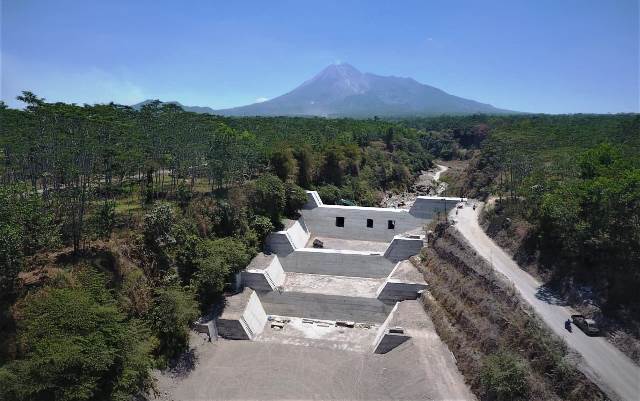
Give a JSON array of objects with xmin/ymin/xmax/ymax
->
[{"xmin": 454, "ymin": 203, "xmax": 640, "ymax": 401}]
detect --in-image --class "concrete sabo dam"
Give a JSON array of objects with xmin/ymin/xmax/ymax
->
[{"xmin": 208, "ymin": 191, "xmax": 463, "ymax": 353}]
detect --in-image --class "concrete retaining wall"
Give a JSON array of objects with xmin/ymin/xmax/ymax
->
[
  {"xmin": 377, "ymin": 281, "xmax": 427, "ymax": 302},
  {"xmin": 242, "ymin": 255, "xmax": 286, "ymax": 291},
  {"xmin": 265, "ymin": 219, "xmax": 310, "ymax": 255},
  {"xmin": 383, "ymin": 236, "xmax": 424, "ymax": 262},
  {"xmin": 264, "ymin": 256, "xmax": 285, "ymax": 287},
  {"xmin": 243, "ymin": 290, "xmax": 268, "ymax": 338},
  {"xmin": 409, "ymin": 196, "xmax": 465, "ymax": 219},
  {"xmin": 372, "ymin": 302, "xmax": 411, "ymax": 353},
  {"xmin": 301, "ymin": 203, "xmax": 427, "ymax": 242},
  {"xmin": 217, "ymin": 290, "xmax": 268, "ymax": 340},
  {"xmin": 287, "ymin": 217, "xmax": 310, "ymax": 249},
  {"xmin": 301, "ymin": 191, "xmax": 464, "ymax": 242},
  {"xmin": 279, "ymin": 248, "xmax": 394, "ymax": 278},
  {"xmin": 216, "ymin": 319, "xmax": 250, "ymax": 340}
]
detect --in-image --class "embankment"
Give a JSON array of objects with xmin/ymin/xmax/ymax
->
[{"xmin": 417, "ymin": 222, "xmax": 606, "ymax": 401}]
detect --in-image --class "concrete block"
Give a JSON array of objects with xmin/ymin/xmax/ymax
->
[
  {"xmin": 372, "ymin": 302, "xmax": 411, "ymax": 353},
  {"xmin": 377, "ymin": 280, "xmax": 428, "ymax": 301},
  {"xmin": 242, "ymin": 253, "xmax": 286, "ymax": 291},
  {"xmin": 265, "ymin": 219, "xmax": 310, "ymax": 255},
  {"xmin": 217, "ymin": 289, "xmax": 268, "ymax": 340},
  {"xmin": 303, "ymin": 190, "xmax": 323, "ymax": 209},
  {"xmin": 383, "ymin": 235, "xmax": 424, "ymax": 262},
  {"xmin": 409, "ymin": 196, "xmax": 466, "ymax": 219}
]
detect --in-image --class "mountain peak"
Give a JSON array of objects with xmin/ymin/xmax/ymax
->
[
  {"xmin": 136, "ymin": 64, "xmax": 517, "ymax": 117},
  {"xmin": 322, "ymin": 62, "xmax": 361, "ymax": 75},
  {"xmin": 303, "ymin": 62, "xmax": 364, "ymax": 86}
]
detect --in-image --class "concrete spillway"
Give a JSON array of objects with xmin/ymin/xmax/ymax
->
[
  {"xmin": 220, "ymin": 191, "xmax": 461, "ymax": 351},
  {"xmin": 258, "ymin": 291, "xmax": 394, "ymax": 324}
]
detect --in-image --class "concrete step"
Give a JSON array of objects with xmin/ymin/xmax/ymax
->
[{"xmin": 257, "ymin": 291, "xmax": 394, "ymax": 324}]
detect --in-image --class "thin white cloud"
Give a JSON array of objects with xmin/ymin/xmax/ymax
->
[
  {"xmin": 255, "ymin": 97, "xmax": 269, "ymax": 103},
  {"xmin": 1, "ymin": 53, "xmax": 146, "ymax": 107}
]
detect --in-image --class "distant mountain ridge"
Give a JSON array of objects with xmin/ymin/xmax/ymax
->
[
  {"xmin": 132, "ymin": 99, "xmax": 215, "ymax": 114},
  {"xmin": 133, "ymin": 63, "xmax": 517, "ymax": 117}
]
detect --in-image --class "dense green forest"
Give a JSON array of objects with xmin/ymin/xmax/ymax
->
[
  {"xmin": 458, "ymin": 114, "xmax": 640, "ymax": 336},
  {"xmin": 0, "ymin": 93, "xmax": 447, "ymax": 400},
  {"xmin": 0, "ymin": 93, "xmax": 638, "ymax": 400}
]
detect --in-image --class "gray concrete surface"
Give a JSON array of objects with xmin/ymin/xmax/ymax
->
[
  {"xmin": 283, "ymin": 272, "xmax": 384, "ymax": 298},
  {"xmin": 258, "ymin": 291, "xmax": 393, "ymax": 323},
  {"xmin": 153, "ymin": 303, "xmax": 476, "ymax": 401},
  {"xmin": 306, "ymin": 236, "xmax": 390, "ymax": 252},
  {"xmin": 278, "ymin": 248, "xmax": 395, "ymax": 278},
  {"xmin": 456, "ymin": 203, "xmax": 640, "ymax": 401},
  {"xmin": 256, "ymin": 316, "xmax": 380, "ymax": 352}
]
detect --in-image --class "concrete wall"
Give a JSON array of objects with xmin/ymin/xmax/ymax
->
[
  {"xmin": 287, "ymin": 217, "xmax": 310, "ymax": 248},
  {"xmin": 242, "ymin": 255, "xmax": 286, "ymax": 291},
  {"xmin": 217, "ymin": 290, "xmax": 268, "ymax": 340},
  {"xmin": 376, "ymin": 281, "xmax": 427, "ymax": 302},
  {"xmin": 265, "ymin": 232, "xmax": 295, "ymax": 255},
  {"xmin": 303, "ymin": 190, "xmax": 323, "ymax": 209},
  {"xmin": 279, "ymin": 248, "xmax": 394, "ymax": 278},
  {"xmin": 301, "ymin": 204, "xmax": 427, "ymax": 242},
  {"xmin": 265, "ymin": 219, "xmax": 310, "ymax": 255},
  {"xmin": 300, "ymin": 191, "xmax": 465, "ymax": 242},
  {"xmin": 242, "ymin": 290, "xmax": 268, "ymax": 338},
  {"xmin": 216, "ymin": 319, "xmax": 250, "ymax": 340},
  {"xmin": 383, "ymin": 236, "xmax": 424, "ymax": 262},
  {"xmin": 409, "ymin": 196, "xmax": 465, "ymax": 219},
  {"xmin": 374, "ymin": 331, "xmax": 411, "ymax": 354},
  {"xmin": 372, "ymin": 302, "xmax": 411, "ymax": 353},
  {"xmin": 264, "ymin": 256, "xmax": 286, "ymax": 288}
]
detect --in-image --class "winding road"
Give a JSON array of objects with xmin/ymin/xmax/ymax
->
[{"xmin": 453, "ymin": 202, "xmax": 640, "ymax": 401}]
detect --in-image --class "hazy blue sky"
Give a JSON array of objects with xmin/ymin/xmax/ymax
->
[{"xmin": 1, "ymin": 0, "xmax": 638, "ymax": 113}]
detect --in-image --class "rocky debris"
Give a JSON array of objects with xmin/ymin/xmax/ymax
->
[{"xmin": 382, "ymin": 166, "xmax": 448, "ymax": 208}]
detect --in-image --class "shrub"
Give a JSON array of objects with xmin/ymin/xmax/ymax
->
[
  {"xmin": 250, "ymin": 174, "xmax": 285, "ymax": 223},
  {"xmin": 191, "ymin": 256, "xmax": 229, "ymax": 310},
  {"xmin": 143, "ymin": 202, "xmax": 176, "ymax": 249},
  {"xmin": 149, "ymin": 287, "xmax": 198, "ymax": 363},
  {"xmin": 1, "ymin": 272, "xmax": 155, "ymax": 401},
  {"xmin": 250, "ymin": 215, "xmax": 274, "ymax": 247},
  {"xmin": 284, "ymin": 181, "xmax": 308, "ymax": 217},
  {"xmin": 95, "ymin": 199, "xmax": 116, "ymax": 237},
  {"xmin": 481, "ymin": 350, "xmax": 530, "ymax": 401},
  {"xmin": 316, "ymin": 184, "xmax": 341, "ymax": 205}
]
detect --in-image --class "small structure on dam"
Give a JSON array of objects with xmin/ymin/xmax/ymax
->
[{"xmin": 215, "ymin": 190, "xmax": 463, "ymax": 352}]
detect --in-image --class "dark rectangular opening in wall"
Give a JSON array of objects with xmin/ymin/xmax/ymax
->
[
  {"xmin": 387, "ymin": 220, "xmax": 395, "ymax": 229},
  {"xmin": 366, "ymin": 219, "xmax": 373, "ymax": 228},
  {"xmin": 336, "ymin": 217, "xmax": 345, "ymax": 227}
]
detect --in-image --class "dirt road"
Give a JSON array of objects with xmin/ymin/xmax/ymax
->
[
  {"xmin": 432, "ymin": 164, "xmax": 448, "ymax": 182},
  {"xmin": 454, "ymin": 203, "xmax": 640, "ymax": 401}
]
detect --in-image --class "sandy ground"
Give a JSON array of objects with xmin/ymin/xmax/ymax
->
[
  {"xmin": 152, "ymin": 301, "xmax": 475, "ymax": 401},
  {"xmin": 455, "ymin": 203, "xmax": 640, "ymax": 401}
]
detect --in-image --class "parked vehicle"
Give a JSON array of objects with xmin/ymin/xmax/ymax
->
[{"xmin": 571, "ymin": 314, "xmax": 600, "ymax": 336}]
